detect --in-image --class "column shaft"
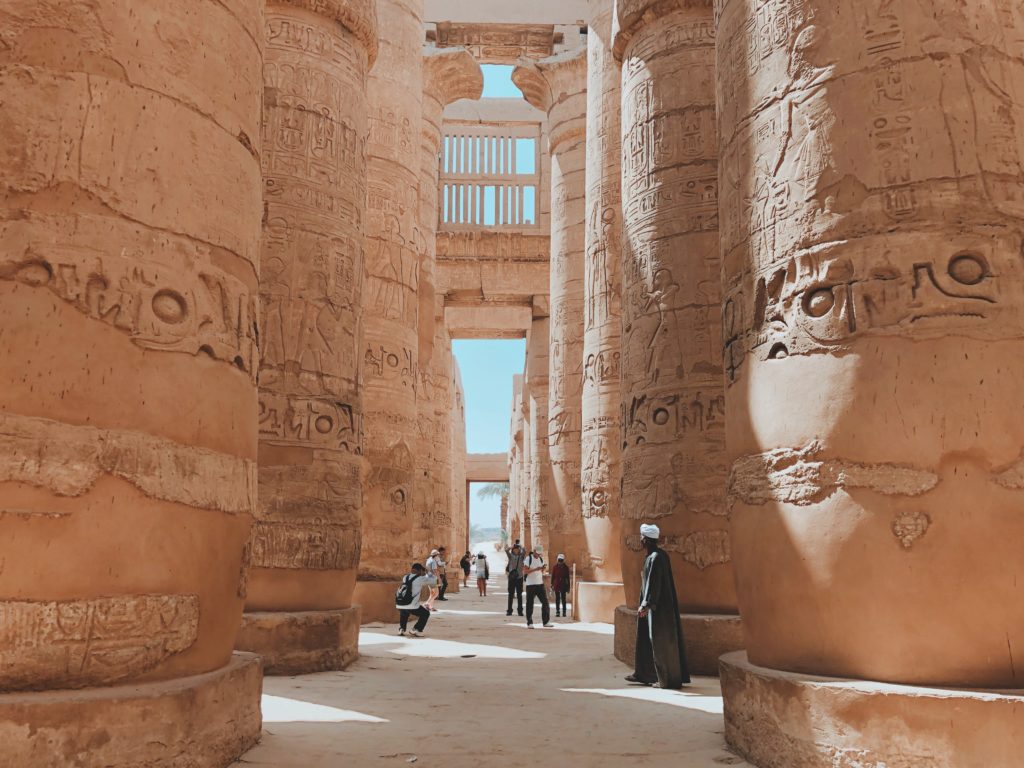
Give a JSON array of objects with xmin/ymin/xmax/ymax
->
[{"xmin": 719, "ymin": 0, "xmax": 1024, "ymax": 687}]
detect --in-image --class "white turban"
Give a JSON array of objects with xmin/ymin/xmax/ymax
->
[{"xmin": 640, "ymin": 523, "xmax": 660, "ymax": 539}]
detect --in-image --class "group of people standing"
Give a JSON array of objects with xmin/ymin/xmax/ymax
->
[{"xmin": 394, "ymin": 523, "xmax": 690, "ymax": 693}]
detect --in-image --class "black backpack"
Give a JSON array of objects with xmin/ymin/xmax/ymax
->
[{"xmin": 395, "ymin": 574, "xmax": 415, "ymax": 606}]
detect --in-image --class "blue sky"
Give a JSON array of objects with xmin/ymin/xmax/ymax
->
[
  {"xmin": 481, "ymin": 64, "xmax": 523, "ymax": 98},
  {"xmin": 453, "ymin": 339, "xmax": 526, "ymax": 528}
]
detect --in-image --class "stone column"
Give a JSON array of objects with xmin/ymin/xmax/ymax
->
[
  {"xmin": 451, "ymin": 361, "xmax": 468, "ymax": 554},
  {"xmin": 578, "ymin": 0, "xmax": 627, "ymax": 623},
  {"xmin": 235, "ymin": 0, "xmax": 378, "ymax": 676},
  {"xmin": 717, "ymin": 2, "xmax": 1024, "ymax": 764},
  {"xmin": 0, "ymin": 1, "xmax": 263, "ymax": 762},
  {"xmin": 525, "ymin": 314, "xmax": 552, "ymax": 555},
  {"xmin": 612, "ymin": 0, "xmax": 742, "ymax": 674},
  {"xmin": 515, "ymin": 48, "xmax": 589, "ymax": 571},
  {"xmin": 355, "ymin": 0, "xmax": 424, "ymax": 622},
  {"xmin": 414, "ymin": 45, "xmax": 481, "ymax": 564}
]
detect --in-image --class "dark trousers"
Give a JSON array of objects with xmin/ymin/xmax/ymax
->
[
  {"xmin": 507, "ymin": 575, "xmax": 524, "ymax": 614},
  {"xmin": 399, "ymin": 606, "xmax": 430, "ymax": 632},
  {"xmin": 526, "ymin": 584, "xmax": 550, "ymax": 626},
  {"xmin": 439, "ymin": 574, "xmax": 448, "ymax": 599},
  {"xmin": 555, "ymin": 590, "xmax": 568, "ymax": 615}
]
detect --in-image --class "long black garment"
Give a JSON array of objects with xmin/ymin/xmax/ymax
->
[{"xmin": 633, "ymin": 547, "xmax": 690, "ymax": 688}]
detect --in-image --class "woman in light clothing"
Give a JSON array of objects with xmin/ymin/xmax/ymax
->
[
  {"xmin": 424, "ymin": 549, "xmax": 441, "ymax": 611},
  {"xmin": 474, "ymin": 552, "xmax": 490, "ymax": 596}
]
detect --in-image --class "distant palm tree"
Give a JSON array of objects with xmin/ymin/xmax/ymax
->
[{"xmin": 475, "ymin": 482, "xmax": 510, "ymax": 500}]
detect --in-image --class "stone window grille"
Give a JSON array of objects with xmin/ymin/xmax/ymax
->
[{"xmin": 440, "ymin": 123, "xmax": 541, "ymax": 230}]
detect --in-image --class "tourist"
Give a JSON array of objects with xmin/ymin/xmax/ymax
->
[
  {"xmin": 505, "ymin": 542, "xmax": 526, "ymax": 617},
  {"xmin": 395, "ymin": 563, "xmax": 431, "ymax": 637},
  {"xmin": 551, "ymin": 553, "xmax": 571, "ymax": 618},
  {"xmin": 475, "ymin": 552, "xmax": 490, "ymax": 596},
  {"xmin": 424, "ymin": 549, "xmax": 441, "ymax": 611},
  {"xmin": 523, "ymin": 544, "xmax": 552, "ymax": 628},
  {"xmin": 460, "ymin": 550, "xmax": 472, "ymax": 587},
  {"xmin": 625, "ymin": 523, "xmax": 690, "ymax": 689},
  {"xmin": 437, "ymin": 546, "xmax": 449, "ymax": 601}
]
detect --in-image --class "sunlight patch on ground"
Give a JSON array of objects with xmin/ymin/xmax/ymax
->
[
  {"xmin": 561, "ymin": 687, "xmax": 726, "ymax": 715},
  {"xmin": 434, "ymin": 609, "xmax": 510, "ymax": 616},
  {"xmin": 504, "ymin": 621, "xmax": 613, "ymax": 636},
  {"xmin": 262, "ymin": 694, "xmax": 389, "ymax": 724},
  {"xmin": 360, "ymin": 632, "xmax": 546, "ymax": 659}
]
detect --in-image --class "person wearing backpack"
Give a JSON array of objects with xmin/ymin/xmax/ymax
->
[{"xmin": 395, "ymin": 563, "xmax": 431, "ymax": 637}]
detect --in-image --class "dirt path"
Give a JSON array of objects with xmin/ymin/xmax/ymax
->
[{"xmin": 234, "ymin": 576, "xmax": 750, "ymax": 768}]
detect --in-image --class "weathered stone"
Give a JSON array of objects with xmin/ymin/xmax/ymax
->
[
  {"xmin": 578, "ymin": 0, "xmax": 625, "ymax": 621},
  {"xmin": 0, "ymin": 0, "xmax": 263, "ymax": 732},
  {"xmin": 615, "ymin": 0, "xmax": 734, "ymax": 618},
  {"xmin": 614, "ymin": 605, "xmax": 745, "ymax": 678},
  {"xmin": 718, "ymin": 0, "xmax": 1024, "ymax": 687},
  {"xmin": 359, "ymin": 0, "xmax": 426, "ymax": 612},
  {"xmin": 243, "ymin": 0, "xmax": 378, "ymax": 674},
  {"xmin": 235, "ymin": 608, "xmax": 360, "ymax": 674},
  {"xmin": 514, "ymin": 47, "xmax": 590, "ymax": 571},
  {"xmin": 722, "ymin": 652, "xmax": 1024, "ymax": 768},
  {"xmin": 0, "ymin": 653, "xmax": 263, "ymax": 768}
]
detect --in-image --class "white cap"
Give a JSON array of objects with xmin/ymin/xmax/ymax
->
[
  {"xmin": 430, "ymin": 549, "xmax": 440, "ymax": 556},
  {"xmin": 557, "ymin": 554, "xmax": 565, "ymax": 561},
  {"xmin": 640, "ymin": 523, "xmax": 660, "ymax": 539}
]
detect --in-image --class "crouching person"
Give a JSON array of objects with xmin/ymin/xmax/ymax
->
[{"xmin": 396, "ymin": 562, "xmax": 431, "ymax": 637}]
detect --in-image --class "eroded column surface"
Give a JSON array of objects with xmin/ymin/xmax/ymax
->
[
  {"xmin": 414, "ymin": 46, "xmax": 482, "ymax": 560},
  {"xmin": 357, "ymin": 0, "xmax": 424, "ymax": 618},
  {"xmin": 615, "ymin": 1, "xmax": 734, "ymax": 613},
  {"xmin": 526, "ymin": 315, "xmax": 552, "ymax": 555},
  {"xmin": 451, "ymin": 361, "xmax": 469, "ymax": 554},
  {"xmin": 237, "ymin": 0, "xmax": 378, "ymax": 674},
  {"xmin": 515, "ymin": 49, "xmax": 589, "ymax": 572},
  {"xmin": 719, "ymin": 0, "xmax": 1024, "ymax": 687},
  {"xmin": 582, "ymin": 0, "xmax": 625, "ymax": 586},
  {"xmin": 0, "ymin": 0, "xmax": 264, "ymax": 757}
]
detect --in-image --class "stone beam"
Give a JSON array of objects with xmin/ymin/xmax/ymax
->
[
  {"xmin": 444, "ymin": 304, "xmax": 533, "ymax": 339},
  {"xmin": 424, "ymin": 0, "xmax": 589, "ymax": 25},
  {"xmin": 467, "ymin": 453, "xmax": 511, "ymax": 483}
]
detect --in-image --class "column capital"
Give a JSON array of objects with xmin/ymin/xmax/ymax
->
[
  {"xmin": 268, "ymin": 0, "xmax": 379, "ymax": 65},
  {"xmin": 512, "ymin": 46, "xmax": 587, "ymax": 152},
  {"xmin": 613, "ymin": 0, "xmax": 713, "ymax": 60},
  {"xmin": 422, "ymin": 44, "xmax": 484, "ymax": 108}
]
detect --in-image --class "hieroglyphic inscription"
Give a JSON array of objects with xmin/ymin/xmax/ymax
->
[
  {"xmin": 437, "ymin": 231, "xmax": 550, "ymax": 263},
  {"xmin": 259, "ymin": 394, "xmax": 362, "ymax": 453},
  {"xmin": 0, "ymin": 595, "xmax": 199, "ymax": 690},
  {"xmin": 624, "ymin": 530, "xmax": 731, "ymax": 570},
  {"xmin": 250, "ymin": 522, "xmax": 360, "ymax": 570},
  {"xmin": 0, "ymin": 250, "xmax": 258, "ymax": 379},
  {"xmin": 433, "ymin": 22, "xmax": 556, "ymax": 63}
]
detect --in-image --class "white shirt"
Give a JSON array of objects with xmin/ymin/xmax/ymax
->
[
  {"xmin": 474, "ymin": 558, "xmax": 488, "ymax": 578},
  {"xmin": 425, "ymin": 556, "xmax": 438, "ymax": 575},
  {"xmin": 396, "ymin": 574, "xmax": 428, "ymax": 610},
  {"xmin": 524, "ymin": 554, "xmax": 545, "ymax": 586}
]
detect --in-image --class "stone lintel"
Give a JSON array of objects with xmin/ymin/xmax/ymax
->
[
  {"xmin": 721, "ymin": 651, "xmax": 1024, "ymax": 768},
  {"xmin": 467, "ymin": 453, "xmax": 510, "ymax": 482},
  {"xmin": 431, "ymin": 21, "xmax": 559, "ymax": 64},
  {"xmin": 236, "ymin": 608, "xmax": 360, "ymax": 675},
  {"xmin": 269, "ymin": 0, "xmax": 380, "ymax": 64},
  {"xmin": 613, "ymin": 605, "xmax": 744, "ymax": 677},
  {"xmin": 0, "ymin": 653, "xmax": 263, "ymax": 768},
  {"xmin": 445, "ymin": 304, "xmax": 533, "ymax": 339}
]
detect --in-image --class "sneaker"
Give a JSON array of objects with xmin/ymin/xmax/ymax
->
[
  {"xmin": 543, "ymin": 623, "xmax": 554, "ymax": 628},
  {"xmin": 518, "ymin": 612, "xmax": 524, "ymax": 617},
  {"xmin": 438, "ymin": 597, "xmax": 448, "ymax": 601},
  {"xmin": 398, "ymin": 628, "xmax": 406, "ymax": 636},
  {"xmin": 555, "ymin": 612, "xmax": 561, "ymax": 617},
  {"xmin": 527, "ymin": 623, "xmax": 534, "ymax": 629},
  {"xmin": 506, "ymin": 611, "xmax": 513, "ymax": 616},
  {"xmin": 408, "ymin": 630, "xmax": 424, "ymax": 637}
]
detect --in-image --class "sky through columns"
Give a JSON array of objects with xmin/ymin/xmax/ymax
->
[{"xmin": 453, "ymin": 339, "xmax": 526, "ymax": 528}]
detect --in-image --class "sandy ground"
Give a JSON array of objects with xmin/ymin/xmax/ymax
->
[{"xmin": 233, "ymin": 572, "xmax": 750, "ymax": 768}]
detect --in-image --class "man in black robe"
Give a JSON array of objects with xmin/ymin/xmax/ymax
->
[{"xmin": 625, "ymin": 523, "xmax": 690, "ymax": 688}]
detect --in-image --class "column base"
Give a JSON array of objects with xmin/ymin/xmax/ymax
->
[
  {"xmin": 236, "ymin": 607, "xmax": 360, "ymax": 675},
  {"xmin": 613, "ymin": 605, "xmax": 744, "ymax": 676},
  {"xmin": 0, "ymin": 652, "xmax": 263, "ymax": 767},
  {"xmin": 353, "ymin": 579, "xmax": 400, "ymax": 624},
  {"xmin": 576, "ymin": 581, "xmax": 625, "ymax": 622},
  {"xmin": 721, "ymin": 651, "xmax": 1024, "ymax": 767},
  {"xmin": 446, "ymin": 578, "xmax": 460, "ymax": 594}
]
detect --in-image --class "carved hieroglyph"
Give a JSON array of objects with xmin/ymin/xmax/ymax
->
[
  {"xmin": 360, "ymin": 0, "xmax": 425, "ymax": 586},
  {"xmin": 0, "ymin": 0, "xmax": 262, "ymax": 689},
  {"xmin": 615, "ymin": 0, "xmax": 734, "ymax": 612},
  {"xmin": 582, "ymin": 0, "xmax": 624, "ymax": 584},
  {"xmin": 433, "ymin": 22, "xmax": 558, "ymax": 64},
  {"xmin": 514, "ymin": 48, "xmax": 590, "ymax": 573},
  {"xmin": 248, "ymin": 0, "xmax": 378, "ymax": 614},
  {"xmin": 414, "ymin": 46, "xmax": 482, "ymax": 559},
  {"xmin": 526, "ymin": 316, "xmax": 551, "ymax": 554},
  {"xmin": 719, "ymin": 0, "xmax": 1024, "ymax": 687}
]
